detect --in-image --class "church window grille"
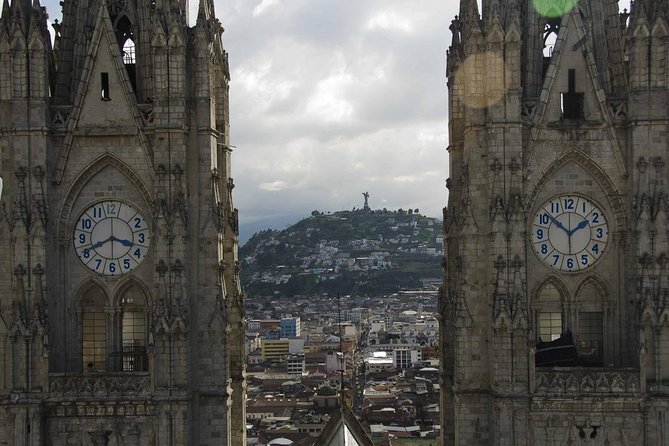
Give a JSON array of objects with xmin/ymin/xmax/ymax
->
[
  {"xmin": 536, "ymin": 283, "xmax": 563, "ymax": 340},
  {"xmin": 577, "ymin": 281, "xmax": 605, "ymax": 366},
  {"xmin": 578, "ymin": 312, "xmax": 603, "ymax": 366},
  {"xmin": 81, "ymin": 289, "xmax": 108, "ymax": 372},
  {"xmin": 116, "ymin": 289, "xmax": 148, "ymax": 372},
  {"xmin": 539, "ymin": 312, "xmax": 562, "ymax": 341},
  {"xmin": 83, "ymin": 312, "xmax": 106, "ymax": 371}
]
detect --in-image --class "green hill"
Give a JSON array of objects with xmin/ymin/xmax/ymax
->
[{"xmin": 240, "ymin": 209, "xmax": 444, "ymax": 298}]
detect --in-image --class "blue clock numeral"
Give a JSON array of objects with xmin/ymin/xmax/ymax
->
[
  {"xmin": 134, "ymin": 248, "xmax": 142, "ymax": 259},
  {"xmin": 567, "ymin": 258, "xmax": 574, "ymax": 269},
  {"xmin": 592, "ymin": 212, "xmax": 600, "ymax": 224},
  {"xmin": 138, "ymin": 233, "xmax": 145, "ymax": 243},
  {"xmin": 541, "ymin": 244, "xmax": 548, "ymax": 255},
  {"xmin": 82, "ymin": 218, "xmax": 92, "ymax": 230},
  {"xmin": 540, "ymin": 213, "xmax": 550, "ymax": 225},
  {"xmin": 79, "ymin": 234, "xmax": 86, "ymax": 244},
  {"xmin": 552, "ymin": 254, "xmax": 560, "ymax": 266},
  {"xmin": 134, "ymin": 217, "xmax": 142, "ymax": 228},
  {"xmin": 123, "ymin": 259, "xmax": 131, "ymax": 269},
  {"xmin": 564, "ymin": 198, "xmax": 574, "ymax": 210},
  {"xmin": 550, "ymin": 202, "xmax": 559, "ymax": 213},
  {"xmin": 83, "ymin": 249, "xmax": 90, "ymax": 259},
  {"xmin": 592, "ymin": 244, "xmax": 600, "ymax": 254},
  {"xmin": 109, "ymin": 262, "xmax": 116, "ymax": 273},
  {"xmin": 536, "ymin": 229, "xmax": 544, "ymax": 240},
  {"xmin": 581, "ymin": 254, "xmax": 589, "ymax": 265},
  {"xmin": 596, "ymin": 228, "xmax": 603, "ymax": 238},
  {"xmin": 95, "ymin": 259, "xmax": 102, "ymax": 270}
]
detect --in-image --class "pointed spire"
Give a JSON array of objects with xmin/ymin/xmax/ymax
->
[
  {"xmin": 0, "ymin": 0, "xmax": 11, "ymax": 36},
  {"xmin": 198, "ymin": 0, "xmax": 215, "ymax": 23},
  {"xmin": 460, "ymin": 0, "xmax": 480, "ymax": 22}
]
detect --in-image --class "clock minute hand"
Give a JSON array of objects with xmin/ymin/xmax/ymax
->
[
  {"xmin": 111, "ymin": 236, "xmax": 133, "ymax": 247},
  {"xmin": 547, "ymin": 214, "xmax": 570, "ymax": 235}
]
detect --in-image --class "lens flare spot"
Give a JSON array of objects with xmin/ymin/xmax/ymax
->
[
  {"xmin": 533, "ymin": 0, "xmax": 579, "ymax": 18},
  {"xmin": 454, "ymin": 52, "xmax": 510, "ymax": 109}
]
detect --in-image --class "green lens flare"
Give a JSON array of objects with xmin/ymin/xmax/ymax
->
[{"xmin": 533, "ymin": 0, "xmax": 579, "ymax": 18}]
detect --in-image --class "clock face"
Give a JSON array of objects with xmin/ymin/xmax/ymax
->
[
  {"xmin": 73, "ymin": 200, "xmax": 151, "ymax": 276},
  {"xmin": 531, "ymin": 195, "xmax": 609, "ymax": 272}
]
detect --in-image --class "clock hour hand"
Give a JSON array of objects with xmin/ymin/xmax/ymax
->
[
  {"xmin": 91, "ymin": 236, "xmax": 113, "ymax": 249},
  {"xmin": 568, "ymin": 219, "xmax": 589, "ymax": 236}
]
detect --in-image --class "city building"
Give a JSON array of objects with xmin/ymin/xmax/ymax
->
[
  {"xmin": 280, "ymin": 316, "xmax": 302, "ymax": 338},
  {"xmin": 443, "ymin": 1, "xmax": 669, "ymax": 444},
  {"xmin": 0, "ymin": 0, "xmax": 246, "ymax": 444}
]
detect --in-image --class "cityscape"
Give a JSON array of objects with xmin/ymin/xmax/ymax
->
[{"xmin": 1, "ymin": 0, "xmax": 667, "ymax": 445}]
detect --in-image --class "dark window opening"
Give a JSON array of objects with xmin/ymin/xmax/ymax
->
[
  {"xmin": 561, "ymin": 69, "xmax": 584, "ymax": 120},
  {"xmin": 578, "ymin": 312, "xmax": 603, "ymax": 366},
  {"xmin": 101, "ymin": 72, "xmax": 111, "ymax": 100}
]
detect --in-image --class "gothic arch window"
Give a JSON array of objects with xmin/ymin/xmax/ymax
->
[
  {"xmin": 114, "ymin": 15, "xmax": 137, "ymax": 91},
  {"xmin": 536, "ymin": 282, "xmax": 564, "ymax": 342},
  {"xmin": 80, "ymin": 286, "xmax": 108, "ymax": 372},
  {"xmin": 576, "ymin": 280, "xmax": 606, "ymax": 366},
  {"xmin": 116, "ymin": 285, "xmax": 149, "ymax": 372},
  {"xmin": 543, "ymin": 19, "xmax": 560, "ymax": 58}
]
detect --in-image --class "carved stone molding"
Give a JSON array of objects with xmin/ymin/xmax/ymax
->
[
  {"xmin": 49, "ymin": 374, "xmax": 151, "ymax": 398},
  {"xmin": 46, "ymin": 401, "xmax": 156, "ymax": 418},
  {"xmin": 534, "ymin": 368, "xmax": 640, "ymax": 395}
]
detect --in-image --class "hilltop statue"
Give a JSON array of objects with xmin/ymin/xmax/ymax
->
[{"xmin": 362, "ymin": 192, "xmax": 370, "ymax": 212}]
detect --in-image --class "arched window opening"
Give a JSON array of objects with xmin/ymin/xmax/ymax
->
[
  {"xmin": 114, "ymin": 15, "xmax": 137, "ymax": 92},
  {"xmin": 577, "ymin": 282, "xmax": 604, "ymax": 367},
  {"xmin": 123, "ymin": 38, "xmax": 136, "ymax": 65},
  {"xmin": 81, "ymin": 288, "xmax": 107, "ymax": 372},
  {"xmin": 117, "ymin": 287, "xmax": 148, "ymax": 372},
  {"xmin": 537, "ymin": 283, "xmax": 562, "ymax": 342},
  {"xmin": 543, "ymin": 19, "xmax": 560, "ymax": 68}
]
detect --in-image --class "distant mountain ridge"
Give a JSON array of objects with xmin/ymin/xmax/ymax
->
[{"xmin": 240, "ymin": 208, "xmax": 444, "ymax": 298}]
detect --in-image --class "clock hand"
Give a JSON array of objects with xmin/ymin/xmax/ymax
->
[
  {"xmin": 91, "ymin": 236, "xmax": 113, "ymax": 250},
  {"xmin": 568, "ymin": 220, "xmax": 590, "ymax": 236},
  {"xmin": 546, "ymin": 213, "xmax": 570, "ymax": 235},
  {"xmin": 111, "ymin": 236, "xmax": 133, "ymax": 247}
]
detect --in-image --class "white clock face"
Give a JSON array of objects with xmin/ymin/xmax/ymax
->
[
  {"xmin": 73, "ymin": 200, "xmax": 151, "ymax": 276},
  {"xmin": 532, "ymin": 195, "xmax": 609, "ymax": 272}
]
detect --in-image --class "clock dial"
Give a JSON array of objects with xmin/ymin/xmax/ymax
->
[
  {"xmin": 531, "ymin": 195, "xmax": 608, "ymax": 272},
  {"xmin": 73, "ymin": 201, "xmax": 151, "ymax": 276}
]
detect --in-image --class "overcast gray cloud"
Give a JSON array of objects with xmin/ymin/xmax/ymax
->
[
  {"xmin": 212, "ymin": 0, "xmax": 455, "ymax": 241},
  {"xmin": 27, "ymin": 0, "xmax": 632, "ymax": 242}
]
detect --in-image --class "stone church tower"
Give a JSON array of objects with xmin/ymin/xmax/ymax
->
[
  {"xmin": 442, "ymin": 0, "xmax": 669, "ymax": 444},
  {"xmin": 0, "ymin": 0, "xmax": 246, "ymax": 444}
]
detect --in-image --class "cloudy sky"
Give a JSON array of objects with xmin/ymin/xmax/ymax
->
[{"xmin": 24, "ymin": 0, "xmax": 632, "ymax": 242}]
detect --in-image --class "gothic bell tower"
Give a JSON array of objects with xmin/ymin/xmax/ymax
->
[
  {"xmin": 0, "ymin": 0, "xmax": 246, "ymax": 444},
  {"xmin": 443, "ymin": 0, "xmax": 669, "ymax": 444}
]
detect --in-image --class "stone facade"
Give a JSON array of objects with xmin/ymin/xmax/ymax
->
[
  {"xmin": 442, "ymin": 0, "xmax": 669, "ymax": 444},
  {"xmin": 0, "ymin": 0, "xmax": 246, "ymax": 444}
]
